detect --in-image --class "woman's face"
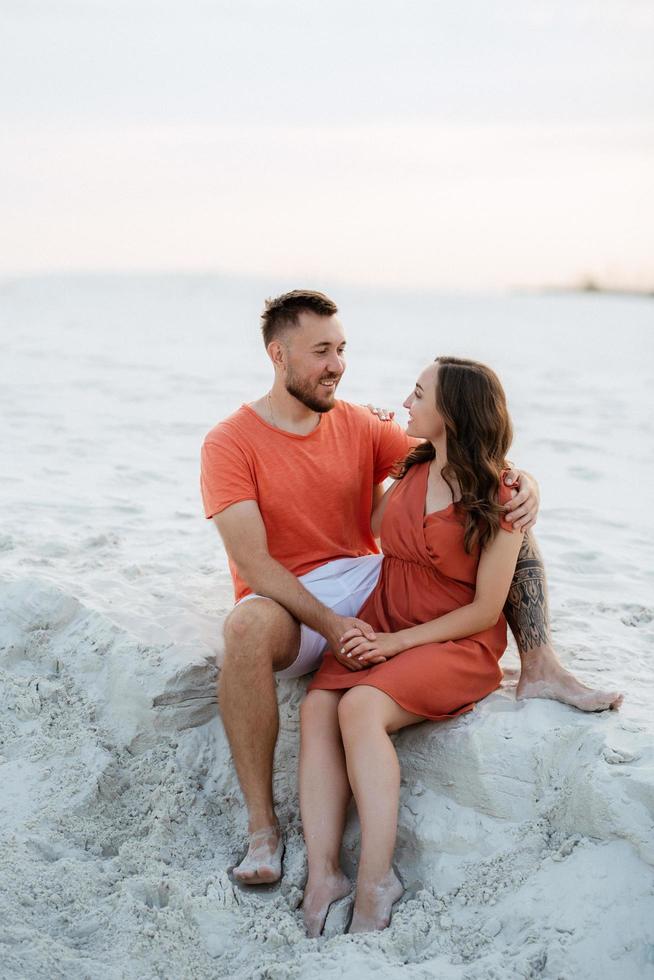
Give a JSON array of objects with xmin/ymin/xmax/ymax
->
[{"xmin": 403, "ymin": 362, "xmax": 445, "ymax": 442}]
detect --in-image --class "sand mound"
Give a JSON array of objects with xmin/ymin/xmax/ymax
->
[{"xmin": 1, "ymin": 578, "xmax": 653, "ymax": 979}]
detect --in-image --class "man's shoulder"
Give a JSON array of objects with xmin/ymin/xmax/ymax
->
[
  {"xmin": 333, "ymin": 401, "xmax": 410, "ymax": 451},
  {"xmin": 203, "ymin": 405, "xmax": 255, "ymax": 447},
  {"xmin": 332, "ymin": 400, "xmax": 376, "ymax": 428}
]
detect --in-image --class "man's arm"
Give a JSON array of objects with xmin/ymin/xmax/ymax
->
[{"xmin": 214, "ymin": 499, "xmax": 374, "ymax": 671}]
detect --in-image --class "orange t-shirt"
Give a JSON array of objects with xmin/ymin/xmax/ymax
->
[{"xmin": 201, "ymin": 401, "xmax": 412, "ymax": 601}]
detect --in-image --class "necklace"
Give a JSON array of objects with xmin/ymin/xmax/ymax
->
[
  {"xmin": 265, "ymin": 391, "xmax": 321, "ymax": 434},
  {"xmin": 267, "ymin": 392, "xmax": 276, "ymax": 428}
]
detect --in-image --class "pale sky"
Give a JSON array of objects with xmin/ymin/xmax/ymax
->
[{"xmin": 1, "ymin": 0, "xmax": 653, "ymax": 289}]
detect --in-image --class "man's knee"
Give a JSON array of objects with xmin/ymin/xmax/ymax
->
[
  {"xmin": 223, "ymin": 599, "xmax": 299, "ymax": 668},
  {"xmin": 224, "ymin": 598, "xmax": 287, "ymax": 641}
]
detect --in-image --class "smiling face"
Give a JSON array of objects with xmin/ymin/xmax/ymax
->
[
  {"xmin": 279, "ymin": 311, "xmax": 346, "ymax": 412},
  {"xmin": 403, "ymin": 362, "xmax": 445, "ymax": 442}
]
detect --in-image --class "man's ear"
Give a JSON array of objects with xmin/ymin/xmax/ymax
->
[{"xmin": 267, "ymin": 339, "xmax": 286, "ymax": 369}]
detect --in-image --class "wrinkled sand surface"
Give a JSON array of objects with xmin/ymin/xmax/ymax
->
[{"xmin": 1, "ymin": 277, "xmax": 653, "ymax": 978}]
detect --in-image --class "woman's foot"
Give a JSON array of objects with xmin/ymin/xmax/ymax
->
[
  {"xmin": 302, "ymin": 869, "xmax": 352, "ymax": 938},
  {"xmin": 349, "ymin": 868, "xmax": 404, "ymax": 934},
  {"xmin": 232, "ymin": 825, "xmax": 283, "ymax": 885},
  {"xmin": 517, "ymin": 646, "xmax": 623, "ymax": 712}
]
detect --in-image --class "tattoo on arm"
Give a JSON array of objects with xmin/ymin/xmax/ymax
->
[{"xmin": 503, "ymin": 532, "xmax": 551, "ymax": 653}]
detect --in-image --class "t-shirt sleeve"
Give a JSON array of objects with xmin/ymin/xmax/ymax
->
[
  {"xmin": 372, "ymin": 418, "xmax": 413, "ymax": 484},
  {"xmin": 498, "ymin": 472, "xmax": 519, "ymax": 533},
  {"xmin": 200, "ymin": 431, "xmax": 257, "ymax": 519}
]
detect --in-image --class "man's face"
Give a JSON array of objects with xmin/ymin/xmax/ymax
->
[{"xmin": 282, "ymin": 312, "xmax": 347, "ymax": 413}]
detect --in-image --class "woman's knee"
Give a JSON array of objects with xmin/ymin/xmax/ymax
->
[
  {"xmin": 300, "ymin": 690, "xmax": 341, "ymax": 732},
  {"xmin": 337, "ymin": 686, "xmax": 386, "ymax": 734}
]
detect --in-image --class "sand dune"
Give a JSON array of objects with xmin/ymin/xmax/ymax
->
[
  {"xmin": 1, "ymin": 278, "xmax": 653, "ymax": 977},
  {"xmin": 1, "ymin": 577, "xmax": 653, "ymax": 978}
]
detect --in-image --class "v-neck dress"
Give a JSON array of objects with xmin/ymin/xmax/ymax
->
[{"xmin": 309, "ymin": 461, "xmax": 516, "ymax": 721}]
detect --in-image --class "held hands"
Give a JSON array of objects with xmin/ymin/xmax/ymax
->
[
  {"xmin": 339, "ymin": 627, "xmax": 406, "ymax": 666},
  {"xmin": 503, "ymin": 468, "xmax": 540, "ymax": 532},
  {"xmin": 327, "ymin": 616, "xmax": 378, "ymax": 672}
]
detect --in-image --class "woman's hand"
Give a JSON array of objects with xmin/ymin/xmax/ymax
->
[
  {"xmin": 363, "ymin": 403, "xmax": 395, "ymax": 422},
  {"xmin": 330, "ymin": 617, "xmax": 377, "ymax": 671},
  {"xmin": 339, "ymin": 628, "xmax": 406, "ymax": 665}
]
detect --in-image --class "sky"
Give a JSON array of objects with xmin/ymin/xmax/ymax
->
[{"xmin": 1, "ymin": 0, "xmax": 653, "ymax": 290}]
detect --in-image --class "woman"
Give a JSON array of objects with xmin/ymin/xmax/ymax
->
[{"xmin": 299, "ymin": 356, "xmax": 525, "ymax": 937}]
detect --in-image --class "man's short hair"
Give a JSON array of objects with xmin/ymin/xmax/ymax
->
[{"xmin": 260, "ymin": 290, "xmax": 338, "ymax": 347}]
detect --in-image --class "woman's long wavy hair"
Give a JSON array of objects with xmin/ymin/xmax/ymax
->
[{"xmin": 398, "ymin": 356, "xmax": 513, "ymax": 554}]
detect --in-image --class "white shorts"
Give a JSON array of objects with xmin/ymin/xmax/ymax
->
[{"xmin": 236, "ymin": 554, "xmax": 384, "ymax": 679}]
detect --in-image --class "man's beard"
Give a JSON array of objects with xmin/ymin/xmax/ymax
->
[{"xmin": 285, "ymin": 367, "xmax": 340, "ymax": 413}]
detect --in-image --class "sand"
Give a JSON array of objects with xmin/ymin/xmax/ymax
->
[{"xmin": 1, "ymin": 276, "xmax": 653, "ymax": 978}]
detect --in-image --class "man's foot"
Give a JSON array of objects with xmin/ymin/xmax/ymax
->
[
  {"xmin": 517, "ymin": 646, "xmax": 623, "ymax": 712},
  {"xmin": 349, "ymin": 868, "xmax": 404, "ymax": 934},
  {"xmin": 232, "ymin": 825, "xmax": 284, "ymax": 885},
  {"xmin": 302, "ymin": 869, "xmax": 352, "ymax": 938}
]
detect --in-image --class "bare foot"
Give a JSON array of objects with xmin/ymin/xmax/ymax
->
[
  {"xmin": 302, "ymin": 869, "xmax": 352, "ymax": 938},
  {"xmin": 232, "ymin": 825, "xmax": 283, "ymax": 885},
  {"xmin": 517, "ymin": 646, "xmax": 623, "ymax": 712},
  {"xmin": 349, "ymin": 868, "xmax": 404, "ymax": 934}
]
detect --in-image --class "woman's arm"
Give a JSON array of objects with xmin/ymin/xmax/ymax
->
[{"xmin": 342, "ymin": 525, "xmax": 524, "ymax": 663}]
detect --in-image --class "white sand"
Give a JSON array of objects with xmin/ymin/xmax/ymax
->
[{"xmin": 1, "ymin": 276, "xmax": 653, "ymax": 978}]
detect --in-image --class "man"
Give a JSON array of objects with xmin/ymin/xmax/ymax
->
[{"xmin": 201, "ymin": 290, "xmax": 622, "ymax": 885}]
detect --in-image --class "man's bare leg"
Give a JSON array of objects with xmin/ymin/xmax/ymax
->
[
  {"xmin": 505, "ymin": 533, "xmax": 623, "ymax": 711},
  {"xmin": 220, "ymin": 598, "xmax": 300, "ymax": 883}
]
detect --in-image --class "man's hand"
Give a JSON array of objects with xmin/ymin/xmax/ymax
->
[
  {"xmin": 326, "ymin": 616, "xmax": 377, "ymax": 671},
  {"xmin": 503, "ymin": 469, "xmax": 540, "ymax": 532},
  {"xmin": 339, "ymin": 628, "xmax": 406, "ymax": 665},
  {"xmin": 364, "ymin": 403, "xmax": 395, "ymax": 422},
  {"xmin": 213, "ymin": 503, "xmax": 381, "ymax": 659}
]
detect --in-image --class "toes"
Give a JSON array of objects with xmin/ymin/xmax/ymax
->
[
  {"xmin": 235, "ymin": 869, "xmax": 279, "ymax": 884},
  {"xmin": 234, "ymin": 862, "xmax": 279, "ymax": 884},
  {"xmin": 233, "ymin": 867, "xmax": 259, "ymax": 882},
  {"xmin": 587, "ymin": 694, "xmax": 623, "ymax": 712}
]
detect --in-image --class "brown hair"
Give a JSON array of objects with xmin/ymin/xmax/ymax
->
[
  {"xmin": 399, "ymin": 356, "xmax": 513, "ymax": 553},
  {"xmin": 260, "ymin": 290, "xmax": 338, "ymax": 347}
]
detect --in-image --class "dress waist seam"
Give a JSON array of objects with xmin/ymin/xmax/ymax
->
[{"xmin": 383, "ymin": 554, "xmax": 435, "ymax": 569}]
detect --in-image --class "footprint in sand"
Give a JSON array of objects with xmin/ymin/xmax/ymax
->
[
  {"xmin": 602, "ymin": 746, "xmax": 639, "ymax": 765},
  {"xmin": 620, "ymin": 606, "xmax": 654, "ymax": 628}
]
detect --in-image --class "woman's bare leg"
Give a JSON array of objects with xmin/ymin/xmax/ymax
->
[
  {"xmin": 337, "ymin": 685, "xmax": 424, "ymax": 933},
  {"xmin": 299, "ymin": 690, "xmax": 353, "ymax": 937}
]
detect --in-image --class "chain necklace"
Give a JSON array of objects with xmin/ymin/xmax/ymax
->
[
  {"xmin": 267, "ymin": 392, "xmax": 276, "ymax": 428},
  {"xmin": 266, "ymin": 390, "xmax": 321, "ymax": 433}
]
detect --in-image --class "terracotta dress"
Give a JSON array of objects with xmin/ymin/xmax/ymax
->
[{"xmin": 309, "ymin": 462, "xmax": 516, "ymax": 720}]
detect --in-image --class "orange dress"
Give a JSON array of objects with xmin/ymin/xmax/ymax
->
[{"xmin": 309, "ymin": 462, "xmax": 516, "ymax": 720}]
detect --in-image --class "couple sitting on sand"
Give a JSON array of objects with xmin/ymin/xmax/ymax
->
[{"xmin": 200, "ymin": 290, "xmax": 622, "ymax": 936}]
